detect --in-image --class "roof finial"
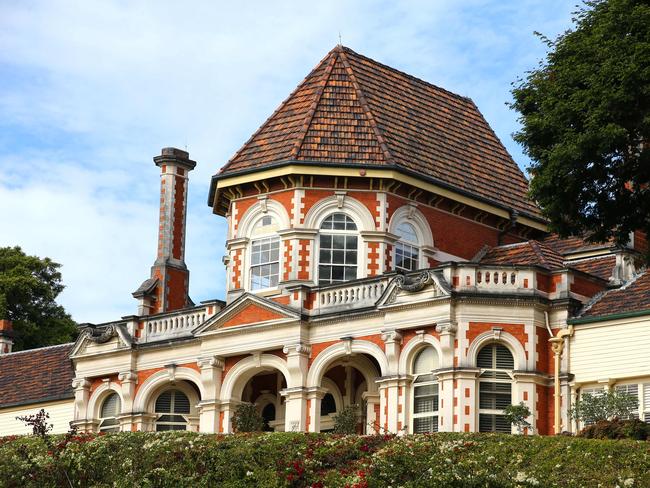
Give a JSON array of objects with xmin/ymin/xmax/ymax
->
[{"xmin": 338, "ymin": 31, "xmax": 342, "ymax": 46}]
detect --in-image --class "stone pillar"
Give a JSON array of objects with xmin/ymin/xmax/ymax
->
[
  {"xmin": 70, "ymin": 378, "xmax": 93, "ymax": 432},
  {"xmin": 219, "ymin": 400, "xmax": 240, "ymax": 434},
  {"xmin": 512, "ymin": 372, "xmax": 538, "ymax": 434},
  {"xmin": 362, "ymin": 391, "xmax": 381, "ymax": 434},
  {"xmin": 281, "ymin": 387, "xmax": 308, "ymax": 432},
  {"xmin": 278, "ymin": 229, "xmax": 318, "ymax": 287},
  {"xmin": 131, "ymin": 413, "xmax": 157, "ymax": 432},
  {"xmin": 117, "ymin": 371, "xmax": 137, "ymax": 432},
  {"xmin": 436, "ymin": 369, "xmax": 456, "ymax": 432},
  {"xmin": 306, "ymin": 387, "xmax": 327, "ymax": 432},
  {"xmin": 225, "ymin": 237, "xmax": 249, "ymax": 302},
  {"xmin": 435, "ymin": 320, "xmax": 457, "ymax": 368},
  {"xmin": 197, "ymin": 356, "xmax": 224, "ymax": 433},
  {"xmin": 455, "ymin": 369, "xmax": 479, "ymax": 433},
  {"xmin": 376, "ymin": 377, "xmax": 400, "ymax": 433}
]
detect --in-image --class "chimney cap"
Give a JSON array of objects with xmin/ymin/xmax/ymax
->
[{"xmin": 153, "ymin": 147, "xmax": 197, "ymax": 170}]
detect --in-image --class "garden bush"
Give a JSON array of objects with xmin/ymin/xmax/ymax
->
[
  {"xmin": 0, "ymin": 431, "xmax": 648, "ymax": 487},
  {"xmin": 578, "ymin": 418, "xmax": 650, "ymax": 440}
]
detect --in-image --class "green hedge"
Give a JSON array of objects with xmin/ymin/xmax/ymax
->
[{"xmin": 0, "ymin": 432, "xmax": 648, "ymax": 487}]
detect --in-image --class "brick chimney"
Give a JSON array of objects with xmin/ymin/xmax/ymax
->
[
  {"xmin": 0, "ymin": 320, "xmax": 14, "ymax": 354},
  {"xmin": 133, "ymin": 148, "xmax": 196, "ymax": 315}
]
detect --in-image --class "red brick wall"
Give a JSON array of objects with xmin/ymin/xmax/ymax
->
[
  {"xmin": 570, "ymin": 275, "xmax": 606, "ymax": 298},
  {"xmin": 171, "ymin": 175, "xmax": 185, "ymax": 261},
  {"xmin": 466, "ymin": 322, "xmax": 528, "ymax": 360},
  {"xmin": 222, "ymin": 304, "xmax": 285, "ymax": 328}
]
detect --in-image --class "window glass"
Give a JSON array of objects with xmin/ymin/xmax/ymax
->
[
  {"xmin": 250, "ymin": 236, "xmax": 280, "ymax": 289},
  {"xmin": 155, "ymin": 389, "xmax": 190, "ymax": 431},
  {"xmin": 99, "ymin": 393, "xmax": 121, "ymax": 432},
  {"xmin": 395, "ymin": 222, "xmax": 420, "ymax": 271},
  {"xmin": 319, "ymin": 213, "xmax": 358, "ymax": 285},
  {"xmin": 477, "ymin": 343, "xmax": 514, "ymax": 433},
  {"xmin": 321, "ymin": 393, "xmax": 337, "ymax": 416},
  {"xmin": 411, "ymin": 346, "xmax": 439, "ymax": 433}
]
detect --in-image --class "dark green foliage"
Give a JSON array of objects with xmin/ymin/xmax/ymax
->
[
  {"xmin": 0, "ymin": 246, "xmax": 77, "ymax": 351},
  {"xmin": 570, "ymin": 390, "xmax": 638, "ymax": 424},
  {"xmin": 578, "ymin": 418, "xmax": 650, "ymax": 440},
  {"xmin": 504, "ymin": 402, "xmax": 532, "ymax": 433},
  {"xmin": 15, "ymin": 409, "xmax": 53, "ymax": 438},
  {"xmin": 511, "ymin": 0, "xmax": 650, "ymax": 257},
  {"xmin": 332, "ymin": 404, "xmax": 359, "ymax": 434},
  {"xmin": 0, "ymin": 432, "xmax": 648, "ymax": 487},
  {"xmin": 231, "ymin": 402, "xmax": 265, "ymax": 433}
]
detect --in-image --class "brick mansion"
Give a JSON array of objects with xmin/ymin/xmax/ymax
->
[{"xmin": 1, "ymin": 46, "xmax": 648, "ymax": 436}]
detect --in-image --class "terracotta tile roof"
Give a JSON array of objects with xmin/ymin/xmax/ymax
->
[
  {"xmin": 479, "ymin": 240, "xmax": 565, "ymax": 270},
  {"xmin": 216, "ymin": 46, "xmax": 541, "ymax": 219},
  {"xmin": 567, "ymin": 256, "xmax": 616, "ymax": 281},
  {"xmin": 579, "ymin": 271, "xmax": 650, "ymax": 319},
  {"xmin": 540, "ymin": 234, "xmax": 613, "ymax": 255},
  {"xmin": 0, "ymin": 343, "xmax": 74, "ymax": 408}
]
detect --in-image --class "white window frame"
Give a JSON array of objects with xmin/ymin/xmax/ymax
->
[
  {"xmin": 247, "ymin": 216, "xmax": 281, "ymax": 292},
  {"xmin": 477, "ymin": 343, "xmax": 514, "ymax": 433},
  {"xmin": 317, "ymin": 212, "xmax": 360, "ymax": 286},
  {"xmin": 394, "ymin": 221, "xmax": 421, "ymax": 272},
  {"xmin": 99, "ymin": 392, "xmax": 121, "ymax": 433},
  {"xmin": 410, "ymin": 347, "xmax": 439, "ymax": 433}
]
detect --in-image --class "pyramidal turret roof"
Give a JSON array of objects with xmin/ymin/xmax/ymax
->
[{"xmin": 215, "ymin": 45, "xmax": 541, "ymax": 219}]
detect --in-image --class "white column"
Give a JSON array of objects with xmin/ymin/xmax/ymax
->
[
  {"xmin": 436, "ymin": 370, "xmax": 455, "ymax": 432},
  {"xmin": 306, "ymin": 387, "xmax": 327, "ymax": 432},
  {"xmin": 117, "ymin": 371, "xmax": 137, "ymax": 432},
  {"xmin": 281, "ymin": 388, "xmax": 308, "ymax": 432},
  {"xmin": 456, "ymin": 370, "xmax": 479, "ymax": 433},
  {"xmin": 363, "ymin": 391, "xmax": 381, "ymax": 434},
  {"xmin": 197, "ymin": 356, "xmax": 224, "ymax": 433},
  {"xmin": 376, "ymin": 377, "xmax": 400, "ymax": 433}
]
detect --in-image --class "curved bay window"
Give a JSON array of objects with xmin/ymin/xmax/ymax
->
[
  {"xmin": 250, "ymin": 216, "xmax": 280, "ymax": 290},
  {"xmin": 318, "ymin": 213, "xmax": 358, "ymax": 285},
  {"xmin": 411, "ymin": 346, "xmax": 439, "ymax": 433},
  {"xmin": 99, "ymin": 392, "xmax": 121, "ymax": 432},
  {"xmin": 155, "ymin": 389, "xmax": 191, "ymax": 431},
  {"xmin": 477, "ymin": 343, "xmax": 514, "ymax": 433},
  {"xmin": 395, "ymin": 222, "xmax": 420, "ymax": 272}
]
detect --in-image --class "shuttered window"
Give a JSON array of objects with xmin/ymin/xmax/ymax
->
[
  {"xmin": 411, "ymin": 347, "xmax": 439, "ymax": 433},
  {"xmin": 477, "ymin": 343, "xmax": 513, "ymax": 433},
  {"xmin": 155, "ymin": 390, "xmax": 191, "ymax": 431},
  {"xmin": 99, "ymin": 393, "xmax": 121, "ymax": 432}
]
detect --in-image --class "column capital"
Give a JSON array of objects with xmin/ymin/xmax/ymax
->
[
  {"xmin": 197, "ymin": 356, "xmax": 225, "ymax": 370},
  {"xmin": 118, "ymin": 371, "xmax": 137, "ymax": 383},
  {"xmin": 72, "ymin": 378, "xmax": 91, "ymax": 391},
  {"xmin": 283, "ymin": 343, "xmax": 311, "ymax": 356},
  {"xmin": 381, "ymin": 330, "xmax": 403, "ymax": 344},
  {"xmin": 435, "ymin": 320, "xmax": 457, "ymax": 334}
]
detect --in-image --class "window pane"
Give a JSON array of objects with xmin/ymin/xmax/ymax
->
[
  {"xmin": 396, "ymin": 222, "xmax": 418, "ymax": 243},
  {"xmin": 346, "ymin": 250, "xmax": 357, "ymax": 264},
  {"xmin": 321, "ymin": 234, "xmax": 332, "ymax": 248},
  {"xmin": 344, "ymin": 267, "xmax": 357, "ymax": 281},
  {"xmin": 332, "ymin": 235, "xmax": 345, "ymax": 248},
  {"xmin": 332, "ymin": 266, "xmax": 344, "ymax": 281},
  {"xmin": 414, "ymin": 416, "xmax": 438, "ymax": 433},
  {"xmin": 346, "ymin": 236, "xmax": 357, "ymax": 248}
]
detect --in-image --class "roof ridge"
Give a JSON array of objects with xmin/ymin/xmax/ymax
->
[
  {"xmin": 577, "ymin": 270, "xmax": 646, "ymax": 317},
  {"xmin": 290, "ymin": 51, "xmax": 338, "ymax": 159},
  {"xmin": 0, "ymin": 342, "xmax": 74, "ymax": 357},
  {"xmin": 527, "ymin": 240, "xmax": 550, "ymax": 268},
  {"xmin": 340, "ymin": 45, "xmax": 473, "ymax": 105},
  {"xmin": 338, "ymin": 48, "xmax": 394, "ymax": 165},
  {"xmin": 219, "ymin": 48, "xmax": 337, "ymax": 174}
]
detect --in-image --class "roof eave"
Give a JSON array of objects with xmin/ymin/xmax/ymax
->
[{"xmin": 208, "ymin": 160, "xmax": 547, "ymax": 227}]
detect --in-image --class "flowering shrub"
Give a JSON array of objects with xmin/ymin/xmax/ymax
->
[{"xmin": 0, "ymin": 432, "xmax": 648, "ymax": 487}]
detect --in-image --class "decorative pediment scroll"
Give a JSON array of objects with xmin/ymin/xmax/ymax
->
[
  {"xmin": 376, "ymin": 270, "xmax": 450, "ymax": 308},
  {"xmin": 70, "ymin": 322, "xmax": 132, "ymax": 358},
  {"xmin": 81, "ymin": 324, "xmax": 118, "ymax": 344}
]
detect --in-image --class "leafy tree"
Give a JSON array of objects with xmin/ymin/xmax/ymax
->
[
  {"xmin": 333, "ymin": 404, "xmax": 359, "ymax": 434},
  {"xmin": 511, "ymin": 0, "xmax": 650, "ymax": 256},
  {"xmin": 0, "ymin": 246, "xmax": 77, "ymax": 351},
  {"xmin": 570, "ymin": 390, "xmax": 638, "ymax": 424},
  {"xmin": 231, "ymin": 402, "xmax": 264, "ymax": 432},
  {"xmin": 504, "ymin": 402, "xmax": 532, "ymax": 434}
]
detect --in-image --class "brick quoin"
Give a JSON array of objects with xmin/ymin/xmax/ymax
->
[
  {"xmin": 231, "ymin": 249, "xmax": 242, "ymax": 289},
  {"xmin": 367, "ymin": 242, "xmax": 380, "ymax": 276},
  {"xmin": 298, "ymin": 240, "xmax": 310, "ymax": 280},
  {"xmin": 232, "ymin": 198, "xmax": 256, "ymax": 233},
  {"xmin": 171, "ymin": 175, "xmax": 185, "ymax": 260},
  {"xmin": 300, "ymin": 190, "xmax": 335, "ymax": 224},
  {"xmin": 466, "ymin": 322, "xmax": 528, "ymax": 360},
  {"xmin": 283, "ymin": 240, "xmax": 292, "ymax": 281},
  {"xmin": 222, "ymin": 304, "xmax": 285, "ymax": 328}
]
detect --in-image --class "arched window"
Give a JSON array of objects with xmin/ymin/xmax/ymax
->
[
  {"xmin": 395, "ymin": 222, "xmax": 420, "ymax": 271},
  {"xmin": 99, "ymin": 392, "xmax": 121, "ymax": 432},
  {"xmin": 477, "ymin": 343, "xmax": 514, "ymax": 433},
  {"xmin": 250, "ymin": 216, "xmax": 280, "ymax": 290},
  {"xmin": 318, "ymin": 213, "xmax": 358, "ymax": 285},
  {"xmin": 155, "ymin": 389, "xmax": 191, "ymax": 431},
  {"xmin": 411, "ymin": 346, "xmax": 439, "ymax": 433},
  {"xmin": 321, "ymin": 393, "xmax": 337, "ymax": 416}
]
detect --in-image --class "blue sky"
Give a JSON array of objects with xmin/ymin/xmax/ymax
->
[{"xmin": 0, "ymin": 0, "xmax": 574, "ymax": 323}]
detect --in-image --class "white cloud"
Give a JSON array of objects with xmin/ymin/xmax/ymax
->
[{"xmin": 0, "ymin": 0, "xmax": 573, "ymax": 323}]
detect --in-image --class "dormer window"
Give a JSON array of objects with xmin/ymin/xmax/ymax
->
[
  {"xmin": 395, "ymin": 222, "xmax": 420, "ymax": 271},
  {"xmin": 250, "ymin": 216, "xmax": 280, "ymax": 290},
  {"xmin": 318, "ymin": 213, "xmax": 358, "ymax": 285}
]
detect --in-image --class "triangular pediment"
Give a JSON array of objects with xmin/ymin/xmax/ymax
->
[
  {"xmin": 376, "ymin": 270, "xmax": 451, "ymax": 309},
  {"xmin": 194, "ymin": 294, "xmax": 300, "ymax": 334},
  {"xmin": 70, "ymin": 323, "xmax": 132, "ymax": 358}
]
